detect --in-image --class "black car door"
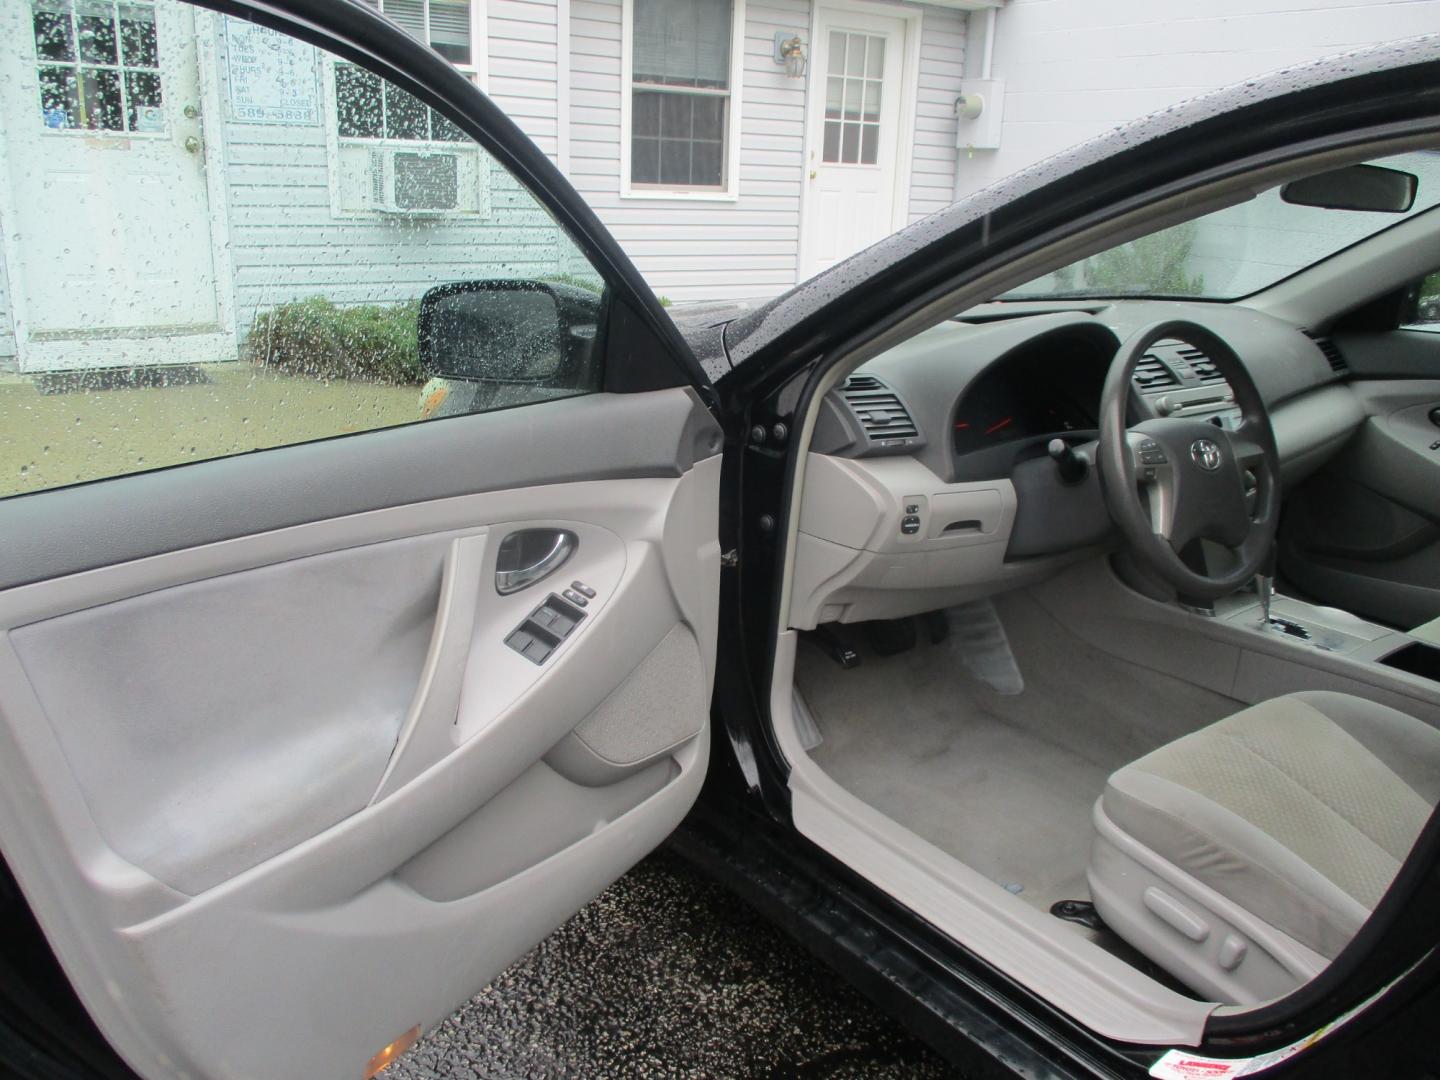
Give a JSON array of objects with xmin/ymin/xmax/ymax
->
[{"xmin": 0, "ymin": 2, "xmax": 720, "ymax": 1077}]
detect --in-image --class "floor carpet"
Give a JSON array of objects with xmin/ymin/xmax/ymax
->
[{"xmin": 796, "ymin": 589, "xmax": 1239, "ymax": 918}]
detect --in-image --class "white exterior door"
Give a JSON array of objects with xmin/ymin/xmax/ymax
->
[
  {"xmin": 798, "ymin": 5, "xmax": 907, "ymax": 281},
  {"xmin": 0, "ymin": 0, "xmax": 226, "ymax": 371}
]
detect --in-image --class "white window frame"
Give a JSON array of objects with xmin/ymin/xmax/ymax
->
[
  {"xmin": 324, "ymin": 0, "xmax": 491, "ymax": 219},
  {"xmin": 619, "ymin": 0, "xmax": 745, "ymax": 202},
  {"xmin": 30, "ymin": 0, "xmax": 170, "ymax": 140}
]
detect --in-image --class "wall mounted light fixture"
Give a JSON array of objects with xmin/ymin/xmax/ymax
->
[{"xmin": 773, "ymin": 32, "xmax": 807, "ymax": 78}]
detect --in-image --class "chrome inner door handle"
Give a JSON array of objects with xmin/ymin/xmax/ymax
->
[{"xmin": 495, "ymin": 529, "xmax": 576, "ymax": 595}]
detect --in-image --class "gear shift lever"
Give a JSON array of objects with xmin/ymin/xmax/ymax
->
[
  {"xmin": 1256, "ymin": 571, "xmax": 1274, "ymax": 629},
  {"xmin": 1254, "ymin": 548, "xmax": 1277, "ymax": 630}
]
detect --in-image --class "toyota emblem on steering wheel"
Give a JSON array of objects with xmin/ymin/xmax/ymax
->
[{"xmin": 1189, "ymin": 439, "xmax": 1223, "ymax": 471}]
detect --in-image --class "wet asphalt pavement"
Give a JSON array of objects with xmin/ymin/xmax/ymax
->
[{"xmin": 390, "ymin": 849, "xmax": 958, "ymax": 1079}]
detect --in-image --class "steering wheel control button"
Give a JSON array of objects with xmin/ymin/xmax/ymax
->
[
  {"xmin": 1139, "ymin": 449, "xmax": 1168, "ymax": 465},
  {"xmin": 570, "ymin": 581, "xmax": 596, "ymax": 599}
]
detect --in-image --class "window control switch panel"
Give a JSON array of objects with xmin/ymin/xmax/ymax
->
[{"xmin": 505, "ymin": 594, "xmax": 587, "ymax": 665}]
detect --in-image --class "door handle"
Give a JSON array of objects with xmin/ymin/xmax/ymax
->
[
  {"xmin": 495, "ymin": 529, "xmax": 576, "ymax": 595},
  {"xmin": 371, "ymin": 532, "xmax": 489, "ymax": 802}
]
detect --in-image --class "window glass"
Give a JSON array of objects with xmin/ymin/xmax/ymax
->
[
  {"xmin": 338, "ymin": 0, "xmax": 474, "ymax": 144},
  {"xmin": 1403, "ymin": 270, "xmax": 1440, "ymax": 332},
  {"xmin": 633, "ymin": 0, "xmax": 730, "ymax": 88},
  {"xmin": 821, "ymin": 33, "xmax": 883, "ymax": 166},
  {"xmin": 0, "ymin": 0, "xmax": 605, "ymax": 500},
  {"xmin": 630, "ymin": 0, "xmax": 732, "ymax": 189},
  {"xmin": 1006, "ymin": 150, "xmax": 1440, "ymax": 301},
  {"xmin": 33, "ymin": 0, "xmax": 162, "ymax": 133},
  {"xmin": 364, "ymin": 0, "xmax": 476, "ymax": 69}
]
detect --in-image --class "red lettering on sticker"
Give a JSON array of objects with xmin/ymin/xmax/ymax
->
[{"xmin": 1167, "ymin": 1062, "xmax": 1236, "ymax": 1076}]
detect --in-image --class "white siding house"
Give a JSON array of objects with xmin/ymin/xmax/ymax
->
[
  {"xmin": 0, "ymin": 0, "xmax": 1434, "ymax": 371},
  {"xmin": 949, "ymin": 0, "xmax": 1440, "ymax": 206},
  {"xmin": 504, "ymin": 0, "xmax": 971, "ymax": 300}
]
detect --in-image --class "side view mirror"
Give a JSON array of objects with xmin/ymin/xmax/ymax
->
[
  {"xmin": 1280, "ymin": 163, "xmax": 1418, "ymax": 213},
  {"xmin": 418, "ymin": 279, "xmax": 603, "ymax": 389}
]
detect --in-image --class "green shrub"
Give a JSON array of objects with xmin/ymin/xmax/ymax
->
[
  {"xmin": 1083, "ymin": 222, "xmax": 1205, "ymax": 296},
  {"xmin": 247, "ymin": 298, "xmax": 422, "ymax": 384},
  {"xmin": 542, "ymin": 272, "xmax": 603, "ymax": 294}
]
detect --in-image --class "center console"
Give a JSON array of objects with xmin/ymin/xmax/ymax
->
[{"xmin": 1213, "ymin": 589, "xmax": 1437, "ymax": 672}]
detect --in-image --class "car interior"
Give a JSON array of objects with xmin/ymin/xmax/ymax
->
[{"xmin": 767, "ymin": 146, "xmax": 1440, "ymax": 1044}]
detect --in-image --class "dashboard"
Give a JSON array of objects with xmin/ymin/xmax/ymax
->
[
  {"xmin": 795, "ymin": 300, "xmax": 1368, "ymax": 629},
  {"xmin": 949, "ymin": 335, "xmax": 1110, "ymax": 456}
]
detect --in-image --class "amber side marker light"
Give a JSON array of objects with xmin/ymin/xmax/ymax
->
[
  {"xmin": 419, "ymin": 377, "xmax": 450, "ymax": 419},
  {"xmin": 365, "ymin": 1025, "xmax": 421, "ymax": 1077}
]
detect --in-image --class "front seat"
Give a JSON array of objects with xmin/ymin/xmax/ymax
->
[{"xmin": 1087, "ymin": 691, "xmax": 1440, "ymax": 1004}]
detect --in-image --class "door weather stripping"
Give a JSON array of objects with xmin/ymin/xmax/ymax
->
[{"xmin": 370, "ymin": 531, "xmax": 489, "ymax": 802}]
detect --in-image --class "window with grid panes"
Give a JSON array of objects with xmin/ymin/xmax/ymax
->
[
  {"xmin": 336, "ymin": 0, "xmax": 475, "ymax": 142},
  {"xmin": 630, "ymin": 0, "xmax": 732, "ymax": 189},
  {"xmin": 822, "ymin": 31, "xmax": 883, "ymax": 166},
  {"xmin": 32, "ymin": 1, "xmax": 164, "ymax": 133}
]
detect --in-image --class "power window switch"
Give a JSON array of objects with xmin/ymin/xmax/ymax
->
[
  {"xmin": 505, "ymin": 627, "xmax": 555, "ymax": 665},
  {"xmin": 1429, "ymin": 439, "xmax": 1440, "ymax": 451}
]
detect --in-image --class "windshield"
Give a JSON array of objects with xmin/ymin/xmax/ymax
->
[{"xmin": 1001, "ymin": 150, "xmax": 1440, "ymax": 301}]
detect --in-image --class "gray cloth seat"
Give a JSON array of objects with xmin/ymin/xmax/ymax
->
[{"xmin": 1087, "ymin": 690, "xmax": 1440, "ymax": 1004}]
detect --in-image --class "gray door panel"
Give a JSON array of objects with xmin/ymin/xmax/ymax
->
[
  {"xmin": 0, "ymin": 387, "xmax": 722, "ymax": 590},
  {"xmin": 0, "ymin": 388, "xmax": 721, "ymax": 1079},
  {"xmin": 1281, "ymin": 374, "xmax": 1440, "ymax": 627}
]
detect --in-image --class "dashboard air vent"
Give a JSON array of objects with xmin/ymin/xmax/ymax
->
[
  {"xmin": 842, "ymin": 376, "xmax": 919, "ymax": 441},
  {"xmin": 1133, "ymin": 353, "xmax": 1180, "ymax": 391},
  {"xmin": 1303, "ymin": 330, "xmax": 1348, "ymax": 375},
  {"xmin": 1179, "ymin": 345, "xmax": 1226, "ymax": 384}
]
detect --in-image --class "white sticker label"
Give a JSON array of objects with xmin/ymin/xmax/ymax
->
[
  {"xmin": 1149, "ymin": 972, "xmax": 1399, "ymax": 1080},
  {"xmin": 1149, "ymin": 1044, "xmax": 1305, "ymax": 1080}
]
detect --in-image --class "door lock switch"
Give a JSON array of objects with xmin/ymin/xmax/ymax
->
[
  {"xmin": 570, "ymin": 581, "xmax": 596, "ymax": 598},
  {"xmin": 562, "ymin": 588, "xmax": 589, "ymax": 607}
]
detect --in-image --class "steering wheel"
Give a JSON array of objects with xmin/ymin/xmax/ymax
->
[{"xmin": 1097, "ymin": 320, "xmax": 1281, "ymax": 600}]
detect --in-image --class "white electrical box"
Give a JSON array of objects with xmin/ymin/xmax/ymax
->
[{"xmin": 954, "ymin": 78, "xmax": 1004, "ymax": 151}]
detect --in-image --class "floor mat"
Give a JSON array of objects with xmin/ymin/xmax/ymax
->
[
  {"xmin": 33, "ymin": 365, "xmax": 212, "ymax": 395},
  {"xmin": 797, "ymin": 589, "xmax": 1239, "ymax": 921}
]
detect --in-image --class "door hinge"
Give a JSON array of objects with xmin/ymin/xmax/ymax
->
[{"xmin": 720, "ymin": 549, "xmax": 739, "ymax": 568}]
